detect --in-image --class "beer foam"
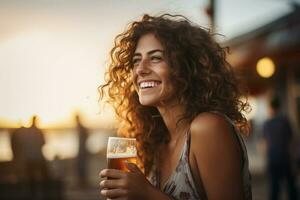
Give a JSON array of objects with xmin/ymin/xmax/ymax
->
[
  {"xmin": 108, "ymin": 137, "xmax": 136, "ymax": 141},
  {"xmin": 107, "ymin": 152, "xmax": 137, "ymax": 159}
]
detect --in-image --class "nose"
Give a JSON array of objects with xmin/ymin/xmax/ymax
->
[{"xmin": 135, "ymin": 59, "xmax": 151, "ymax": 76}]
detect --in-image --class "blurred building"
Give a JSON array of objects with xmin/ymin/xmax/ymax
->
[{"xmin": 224, "ymin": 4, "xmax": 300, "ymax": 134}]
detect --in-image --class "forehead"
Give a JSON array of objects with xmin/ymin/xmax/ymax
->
[{"xmin": 134, "ymin": 33, "xmax": 164, "ymax": 53}]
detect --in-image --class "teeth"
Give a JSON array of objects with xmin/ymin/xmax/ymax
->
[{"xmin": 139, "ymin": 81, "xmax": 160, "ymax": 89}]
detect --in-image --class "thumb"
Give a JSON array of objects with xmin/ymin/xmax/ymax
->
[{"xmin": 125, "ymin": 162, "xmax": 142, "ymax": 174}]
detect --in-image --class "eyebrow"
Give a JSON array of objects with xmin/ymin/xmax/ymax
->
[{"xmin": 133, "ymin": 49, "xmax": 164, "ymax": 57}]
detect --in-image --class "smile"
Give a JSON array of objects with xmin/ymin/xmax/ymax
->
[{"xmin": 139, "ymin": 81, "xmax": 161, "ymax": 89}]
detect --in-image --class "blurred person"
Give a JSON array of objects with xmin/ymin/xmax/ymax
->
[
  {"xmin": 25, "ymin": 115, "xmax": 49, "ymax": 181},
  {"xmin": 11, "ymin": 125, "xmax": 27, "ymax": 180},
  {"xmin": 75, "ymin": 114, "xmax": 89, "ymax": 187},
  {"xmin": 263, "ymin": 97, "xmax": 298, "ymax": 200},
  {"xmin": 10, "ymin": 115, "xmax": 49, "ymax": 199},
  {"xmin": 99, "ymin": 14, "xmax": 252, "ymax": 200},
  {"xmin": 11, "ymin": 116, "xmax": 49, "ymax": 181}
]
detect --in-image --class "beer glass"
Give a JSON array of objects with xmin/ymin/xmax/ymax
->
[{"xmin": 107, "ymin": 137, "xmax": 137, "ymax": 172}]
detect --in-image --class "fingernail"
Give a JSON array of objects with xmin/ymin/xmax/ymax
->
[
  {"xmin": 99, "ymin": 180, "xmax": 104, "ymax": 187},
  {"xmin": 99, "ymin": 169, "xmax": 107, "ymax": 177}
]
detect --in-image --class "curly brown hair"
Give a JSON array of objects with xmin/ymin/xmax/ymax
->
[{"xmin": 99, "ymin": 14, "xmax": 250, "ymax": 175}]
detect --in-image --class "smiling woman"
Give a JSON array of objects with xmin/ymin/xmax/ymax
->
[
  {"xmin": 132, "ymin": 34, "xmax": 172, "ymax": 106},
  {"xmin": 99, "ymin": 14, "xmax": 252, "ymax": 200}
]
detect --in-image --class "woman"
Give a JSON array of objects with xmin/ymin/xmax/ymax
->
[{"xmin": 99, "ymin": 14, "xmax": 252, "ymax": 200}]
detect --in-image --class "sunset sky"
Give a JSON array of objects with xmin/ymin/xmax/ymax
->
[{"xmin": 0, "ymin": 0, "xmax": 296, "ymax": 129}]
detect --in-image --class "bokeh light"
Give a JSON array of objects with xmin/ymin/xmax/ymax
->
[{"xmin": 256, "ymin": 57, "xmax": 275, "ymax": 78}]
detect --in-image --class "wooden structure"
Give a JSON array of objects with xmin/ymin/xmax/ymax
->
[{"xmin": 224, "ymin": 4, "xmax": 300, "ymax": 130}]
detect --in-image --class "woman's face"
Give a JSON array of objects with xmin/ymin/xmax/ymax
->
[{"xmin": 131, "ymin": 33, "xmax": 174, "ymax": 106}]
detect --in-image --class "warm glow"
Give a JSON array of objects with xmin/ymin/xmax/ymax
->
[
  {"xmin": 0, "ymin": 132, "xmax": 13, "ymax": 161},
  {"xmin": 0, "ymin": 0, "xmax": 291, "ymax": 163},
  {"xmin": 256, "ymin": 57, "xmax": 275, "ymax": 78},
  {"xmin": 244, "ymin": 97, "xmax": 257, "ymax": 120},
  {"xmin": 42, "ymin": 131, "xmax": 78, "ymax": 160},
  {"xmin": 0, "ymin": 30, "xmax": 116, "ymax": 129}
]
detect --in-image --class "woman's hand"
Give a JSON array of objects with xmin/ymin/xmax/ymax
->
[{"xmin": 99, "ymin": 162, "xmax": 153, "ymax": 200}]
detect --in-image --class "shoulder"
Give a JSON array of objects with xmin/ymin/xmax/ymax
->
[
  {"xmin": 189, "ymin": 113, "xmax": 245, "ymax": 198},
  {"xmin": 190, "ymin": 112, "xmax": 234, "ymax": 139},
  {"xmin": 190, "ymin": 112, "xmax": 242, "ymax": 162}
]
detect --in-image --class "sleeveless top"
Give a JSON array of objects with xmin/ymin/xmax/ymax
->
[{"xmin": 148, "ymin": 113, "xmax": 252, "ymax": 200}]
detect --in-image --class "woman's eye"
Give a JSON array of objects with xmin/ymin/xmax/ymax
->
[{"xmin": 151, "ymin": 56, "xmax": 162, "ymax": 62}]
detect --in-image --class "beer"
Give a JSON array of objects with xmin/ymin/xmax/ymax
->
[
  {"xmin": 107, "ymin": 154, "xmax": 137, "ymax": 172},
  {"xmin": 107, "ymin": 137, "xmax": 137, "ymax": 172}
]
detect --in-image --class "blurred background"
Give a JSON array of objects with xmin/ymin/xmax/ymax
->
[{"xmin": 0, "ymin": 0, "xmax": 300, "ymax": 199}]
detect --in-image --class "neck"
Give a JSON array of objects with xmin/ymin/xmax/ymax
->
[{"xmin": 157, "ymin": 103, "xmax": 188, "ymax": 141}]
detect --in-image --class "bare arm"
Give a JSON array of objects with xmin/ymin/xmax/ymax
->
[{"xmin": 190, "ymin": 113, "xmax": 245, "ymax": 200}]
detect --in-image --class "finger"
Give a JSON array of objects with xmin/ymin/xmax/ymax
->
[
  {"xmin": 99, "ymin": 169, "xmax": 125, "ymax": 179},
  {"xmin": 125, "ymin": 162, "xmax": 142, "ymax": 174},
  {"xmin": 99, "ymin": 179, "xmax": 124, "ymax": 189},
  {"xmin": 100, "ymin": 188, "xmax": 127, "ymax": 198}
]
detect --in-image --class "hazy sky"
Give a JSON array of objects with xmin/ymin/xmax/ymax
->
[{"xmin": 0, "ymin": 0, "xmax": 296, "ymax": 128}]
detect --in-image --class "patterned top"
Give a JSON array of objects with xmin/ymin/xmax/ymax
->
[{"xmin": 149, "ymin": 113, "xmax": 252, "ymax": 200}]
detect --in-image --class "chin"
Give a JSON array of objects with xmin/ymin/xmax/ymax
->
[{"xmin": 139, "ymin": 97, "xmax": 159, "ymax": 106}]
